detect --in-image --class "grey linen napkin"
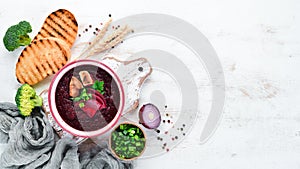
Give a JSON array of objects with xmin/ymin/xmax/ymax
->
[
  {"xmin": 0, "ymin": 102, "xmax": 134, "ymax": 169},
  {"xmin": 0, "ymin": 103, "xmax": 55, "ymax": 168},
  {"xmin": 0, "ymin": 102, "xmax": 20, "ymax": 143},
  {"xmin": 80, "ymin": 145, "xmax": 133, "ymax": 169},
  {"xmin": 42, "ymin": 137, "xmax": 80, "ymax": 169}
]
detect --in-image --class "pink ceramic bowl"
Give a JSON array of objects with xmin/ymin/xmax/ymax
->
[{"xmin": 48, "ymin": 59, "xmax": 125, "ymax": 138}]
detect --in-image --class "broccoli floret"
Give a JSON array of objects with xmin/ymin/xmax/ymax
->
[
  {"xmin": 3, "ymin": 21, "xmax": 32, "ymax": 51},
  {"xmin": 15, "ymin": 84, "xmax": 43, "ymax": 116}
]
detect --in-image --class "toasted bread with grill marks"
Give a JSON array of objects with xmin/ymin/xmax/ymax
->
[
  {"xmin": 16, "ymin": 38, "xmax": 71, "ymax": 85},
  {"xmin": 33, "ymin": 9, "xmax": 78, "ymax": 48}
]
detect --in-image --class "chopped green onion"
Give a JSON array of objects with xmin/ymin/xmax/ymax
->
[
  {"xmin": 71, "ymin": 88, "xmax": 92, "ymax": 102},
  {"xmin": 79, "ymin": 102, "xmax": 85, "ymax": 108},
  {"xmin": 111, "ymin": 124, "xmax": 145, "ymax": 159}
]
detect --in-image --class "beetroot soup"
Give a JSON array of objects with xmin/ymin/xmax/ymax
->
[{"xmin": 55, "ymin": 64, "xmax": 120, "ymax": 131}]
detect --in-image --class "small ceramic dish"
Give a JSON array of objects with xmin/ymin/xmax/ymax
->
[{"xmin": 109, "ymin": 122, "xmax": 146, "ymax": 161}]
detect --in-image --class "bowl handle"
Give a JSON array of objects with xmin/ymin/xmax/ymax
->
[{"xmin": 101, "ymin": 56, "xmax": 152, "ymax": 115}]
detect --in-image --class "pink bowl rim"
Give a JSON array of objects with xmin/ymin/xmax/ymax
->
[{"xmin": 48, "ymin": 59, "xmax": 125, "ymax": 138}]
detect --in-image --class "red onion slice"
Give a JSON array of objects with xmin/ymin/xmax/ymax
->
[{"xmin": 139, "ymin": 103, "xmax": 161, "ymax": 129}]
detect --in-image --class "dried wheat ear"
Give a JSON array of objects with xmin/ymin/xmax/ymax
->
[{"xmin": 73, "ymin": 18, "xmax": 132, "ymax": 61}]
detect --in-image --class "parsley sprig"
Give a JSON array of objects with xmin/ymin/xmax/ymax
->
[{"xmin": 92, "ymin": 80, "xmax": 105, "ymax": 94}]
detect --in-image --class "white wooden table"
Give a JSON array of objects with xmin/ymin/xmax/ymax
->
[{"xmin": 0, "ymin": 0, "xmax": 299, "ymax": 168}]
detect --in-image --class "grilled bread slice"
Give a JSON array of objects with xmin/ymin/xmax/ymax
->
[
  {"xmin": 16, "ymin": 38, "xmax": 71, "ymax": 85},
  {"xmin": 33, "ymin": 9, "xmax": 78, "ymax": 48}
]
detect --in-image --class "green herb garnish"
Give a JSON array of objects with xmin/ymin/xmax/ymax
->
[
  {"xmin": 71, "ymin": 88, "xmax": 92, "ymax": 102},
  {"xmin": 92, "ymin": 80, "xmax": 105, "ymax": 94},
  {"xmin": 79, "ymin": 102, "xmax": 85, "ymax": 108},
  {"xmin": 111, "ymin": 124, "xmax": 145, "ymax": 159}
]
